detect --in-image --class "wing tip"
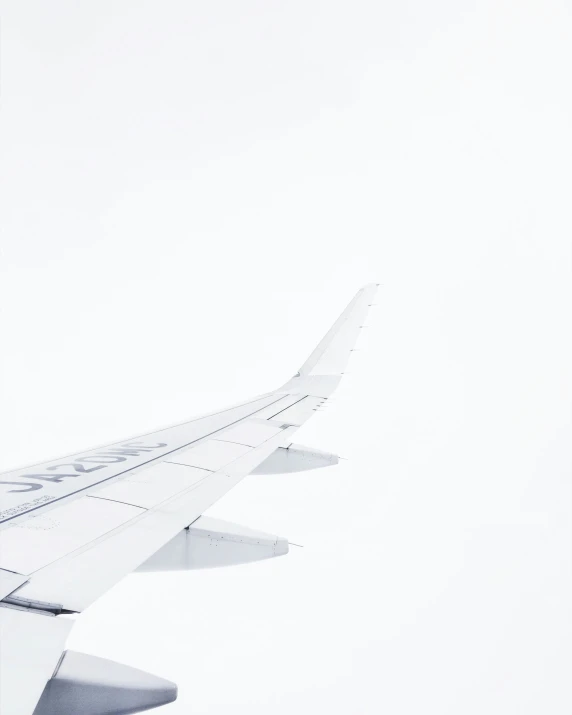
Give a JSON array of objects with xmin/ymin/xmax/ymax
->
[{"xmin": 281, "ymin": 283, "xmax": 378, "ymax": 395}]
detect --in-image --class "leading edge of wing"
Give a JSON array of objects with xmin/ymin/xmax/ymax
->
[{"xmin": 0, "ymin": 285, "xmax": 378, "ymax": 525}]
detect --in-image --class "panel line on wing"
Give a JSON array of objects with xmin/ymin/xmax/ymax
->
[
  {"xmin": 214, "ymin": 439, "xmax": 252, "ymax": 448},
  {"xmin": 0, "ymin": 395, "xmax": 289, "ymax": 526},
  {"xmin": 164, "ymin": 462, "xmax": 214, "ymax": 472},
  {"xmin": 265, "ymin": 395, "xmax": 308, "ymax": 420},
  {"xmin": 86, "ymin": 495, "xmax": 149, "ymax": 511}
]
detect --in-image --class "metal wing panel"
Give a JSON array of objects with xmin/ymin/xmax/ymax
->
[
  {"xmin": 215, "ymin": 420, "xmax": 285, "ymax": 447},
  {"xmin": 267, "ymin": 396, "xmax": 324, "ymax": 425},
  {"xmin": 0, "ymin": 498, "xmax": 144, "ymax": 575},
  {"xmin": 6, "ymin": 424, "xmax": 296, "ymax": 612},
  {"xmin": 88, "ymin": 463, "xmax": 207, "ymax": 509},
  {"xmin": 0, "ymin": 393, "xmax": 288, "ymax": 528},
  {"xmin": 0, "ymin": 570, "xmax": 28, "ymax": 600},
  {"xmin": 167, "ymin": 440, "xmax": 252, "ymax": 471}
]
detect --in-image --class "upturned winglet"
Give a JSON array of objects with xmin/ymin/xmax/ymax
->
[{"xmin": 280, "ymin": 284, "xmax": 378, "ymax": 396}]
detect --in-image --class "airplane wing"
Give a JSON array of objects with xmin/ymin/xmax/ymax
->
[{"xmin": 0, "ymin": 284, "xmax": 378, "ymax": 715}]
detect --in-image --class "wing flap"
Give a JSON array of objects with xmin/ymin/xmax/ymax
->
[
  {"xmin": 0, "ymin": 498, "xmax": 144, "ymax": 576},
  {"xmin": 0, "ymin": 570, "xmax": 28, "ymax": 600}
]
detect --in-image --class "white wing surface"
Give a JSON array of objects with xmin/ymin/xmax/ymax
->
[{"xmin": 0, "ymin": 284, "xmax": 377, "ymax": 715}]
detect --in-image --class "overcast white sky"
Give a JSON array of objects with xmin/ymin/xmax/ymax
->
[{"xmin": 1, "ymin": 1, "xmax": 571, "ymax": 713}]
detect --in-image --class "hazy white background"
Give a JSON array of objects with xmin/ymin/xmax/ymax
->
[{"xmin": 1, "ymin": 1, "xmax": 571, "ymax": 713}]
